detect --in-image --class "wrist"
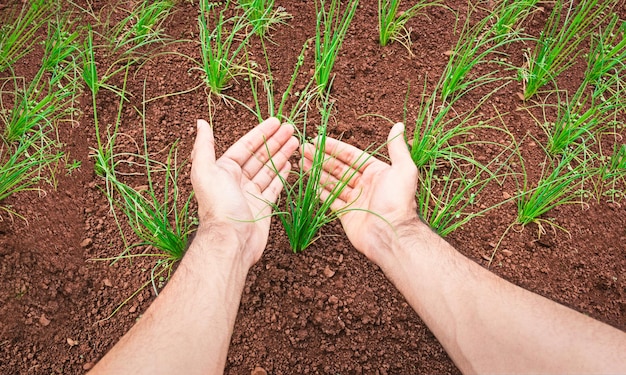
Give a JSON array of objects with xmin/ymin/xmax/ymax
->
[
  {"xmin": 370, "ymin": 218, "xmax": 436, "ymax": 275},
  {"xmin": 183, "ymin": 224, "xmax": 251, "ymax": 274}
]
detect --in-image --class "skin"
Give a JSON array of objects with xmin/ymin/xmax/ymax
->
[
  {"xmin": 91, "ymin": 119, "xmax": 626, "ymax": 374},
  {"xmin": 302, "ymin": 122, "xmax": 626, "ymax": 374},
  {"xmin": 90, "ymin": 117, "xmax": 298, "ymax": 374}
]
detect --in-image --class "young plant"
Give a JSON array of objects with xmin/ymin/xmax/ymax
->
[
  {"xmin": 516, "ymin": 144, "xmax": 590, "ymax": 233},
  {"xmin": 416, "ymin": 149, "xmax": 513, "ymax": 236},
  {"xmin": 109, "ymin": 143, "xmax": 195, "ymax": 264},
  {"xmin": 520, "ymin": 0, "xmax": 615, "ymax": 99},
  {"xmin": 238, "ymin": 0, "xmax": 291, "ymax": 38},
  {"xmin": 2, "ymin": 18, "xmax": 81, "ymax": 142},
  {"xmin": 489, "ymin": 0, "xmax": 539, "ymax": 43},
  {"xmin": 314, "ymin": 0, "xmax": 359, "ymax": 93},
  {"xmin": 546, "ymin": 84, "xmax": 623, "ymax": 156},
  {"xmin": 198, "ymin": 0, "xmax": 254, "ymax": 96},
  {"xmin": 378, "ymin": 0, "xmax": 442, "ymax": 51},
  {"xmin": 0, "ymin": 131, "xmax": 63, "ymax": 216},
  {"xmin": 599, "ymin": 144, "xmax": 626, "ymax": 201},
  {"xmin": 242, "ymin": 39, "xmax": 317, "ymax": 125},
  {"xmin": 109, "ymin": 0, "xmax": 176, "ymax": 57},
  {"xmin": 0, "ymin": 0, "xmax": 52, "ymax": 72},
  {"xmin": 275, "ymin": 95, "xmax": 369, "ymax": 252},
  {"xmin": 439, "ymin": 3, "xmax": 521, "ymax": 103},
  {"xmin": 584, "ymin": 14, "xmax": 626, "ymax": 89}
]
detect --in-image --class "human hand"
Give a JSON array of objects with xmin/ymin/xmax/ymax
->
[
  {"xmin": 302, "ymin": 123, "xmax": 420, "ymax": 266},
  {"xmin": 191, "ymin": 117, "xmax": 299, "ymax": 268}
]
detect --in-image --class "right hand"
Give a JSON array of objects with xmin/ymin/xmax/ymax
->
[{"xmin": 302, "ymin": 123, "xmax": 420, "ymax": 265}]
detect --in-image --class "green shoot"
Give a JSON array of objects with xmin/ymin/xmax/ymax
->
[
  {"xmin": 599, "ymin": 144, "xmax": 626, "ymax": 201},
  {"xmin": 439, "ymin": 3, "xmax": 521, "ymax": 103},
  {"xmin": 238, "ymin": 0, "xmax": 291, "ymax": 38},
  {"xmin": 198, "ymin": 0, "xmax": 254, "ymax": 96},
  {"xmin": 314, "ymin": 0, "xmax": 359, "ymax": 93},
  {"xmin": 2, "ymin": 18, "xmax": 81, "ymax": 142},
  {"xmin": 0, "ymin": 0, "xmax": 52, "ymax": 72},
  {"xmin": 275, "ymin": 93, "xmax": 370, "ymax": 252},
  {"xmin": 241, "ymin": 39, "xmax": 317, "ymax": 125},
  {"xmin": 109, "ymin": 0, "xmax": 176, "ymax": 57},
  {"xmin": 0, "ymin": 132, "xmax": 63, "ymax": 215},
  {"xmin": 520, "ymin": 0, "xmax": 615, "ymax": 99},
  {"xmin": 516, "ymin": 144, "xmax": 590, "ymax": 233},
  {"xmin": 489, "ymin": 0, "xmax": 539, "ymax": 43},
  {"xmin": 378, "ymin": 0, "xmax": 443, "ymax": 52},
  {"xmin": 416, "ymin": 148, "xmax": 513, "ymax": 236},
  {"xmin": 585, "ymin": 14, "xmax": 626, "ymax": 89}
]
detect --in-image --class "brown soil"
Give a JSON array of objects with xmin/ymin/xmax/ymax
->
[{"xmin": 1, "ymin": 1, "xmax": 624, "ymax": 374}]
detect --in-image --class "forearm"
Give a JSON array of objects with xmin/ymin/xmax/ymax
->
[
  {"xmin": 91, "ymin": 228, "xmax": 250, "ymax": 375},
  {"xmin": 376, "ymin": 220, "xmax": 626, "ymax": 374}
]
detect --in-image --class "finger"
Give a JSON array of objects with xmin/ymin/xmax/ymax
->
[
  {"xmin": 241, "ymin": 127, "xmax": 297, "ymax": 180},
  {"xmin": 314, "ymin": 136, "xmax": 380, "ymax": 173},
  {"xmin": 222, "ymin": 117, "xmax": 282, "ymax": 165},
  {"xmin": 387, "ymin": 123, "xmax": 413, "ymax": 168},
  {"xmin": 301, "ymin": 157, "xmax": 355, "ymax": 204},
  {"xmin": 302, "ymin": 143, "xmax": 363, "ymax": 189},
  {"xmin": 191, "ymin": 119, "xmax": 216, "ymax": 164},
  {"xmin": 250, "ymin": 136, "xmax": 298, "ymax": 192},
  {"xmin": 319, "ymin": 187, "xmax": 348, "ymax": 212},
  {"xmin": 261, "ymin": 161, "xmax": 291, "ymax": 205}
]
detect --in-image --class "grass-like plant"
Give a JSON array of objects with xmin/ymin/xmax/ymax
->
[
  {"xmin": 520, "ymin": 0, "xmax": 615, "ymax": 99},
  {"xmin": 584, "ymin": 14, "xmax": 626, "ymax": 89},
  {"xmin": 2, "ymin": 18, "xmax": 81, "ymax": 142},
  {"xmin": 416, "ymin": 149, "xmax": 513, "ymax": 236},
  {"xmin": 0, "ymin": 132, "xmax": 63, "ymax": 216},
  {"xmin": 598, "ymin": 144, "xmax": 626, "ymax": 201},
  {"xmin": 242, "ymin": 39, "xmax": 318, "ymax": 125},
  {"xmin": 238, "ymin": 0, "xmax": 291, "ymax": 38},
  {"xmin": 489, "ymin": 0, "xmax": 539, "ymax": 43},
  {"xmin": 198, "ymin": 0, "xmax": 254, "ymax": 96},
  {"xmin": 546, "ymin": 84, "xmax": 623, "ymax": 156},
  {"xmin": 109, "ymin": 143, "xmax": 195, "ymax": 264},
  {"xmin": 378, "ymin": 0, "xmax": 442, "ymax": 51},
  {"xmin": 439, "ymin": 3, "xmax": 521, "ymax": 103},
  {"xmin": 274, "ymin": 94, "xmax": 370, "ymax": 252},
  {"xmin": 314, "ymin": 0, "xmax": 359, "ymax": 93},
  {"xmin": 0, "ymin": 0, "xmax": 52, "ymax": 72},
  {"xmin": 109, "ymin": 0, "xmax": 176, "ymax": 57},
  {"xmin": 516, "ymin": 144, "xmax": 589, "ymax": 233}
]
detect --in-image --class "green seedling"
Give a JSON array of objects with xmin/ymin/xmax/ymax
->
[
  {"xmin": 516, "ymin": 143, "xmax": 590, "ymax": 234},
  {"xmin": 239, "ymin": 39, "xmax": 317, "ymax": 125},
  {"xmin": 489, "ymin": 0, "xmax": 539, "ymax": 43},
  {"xmin": 378, "ymin": 0, "xmax": 443, "ymax": 52},
  {"xmin": 314, "ymin": 0, "xmax": 359, "ymax": 93},
  {"xmin": 520, "ymin": 0, "xmax": 615, "ymax": 99},
  {"xmin": 238, "ymin": 0, "xmax": 291, "ymax": 38},
  {"xmin": 439, "ymin": 2, "xmax": 522, "ymax": 103},
  {"xmin": 0, "ymin": 131, "xmax": 63, "ymax": 216},
  {"xmin": 0, "ymin": 0, "xmax": 52, "ymax": 72},
  {"xmin": 109, "ymin": 0, "xmax": 176, "ymax": 57},
  {"xmin": 198, "ymin": 0, "xmax": 254, "ymax": 96},
  {"xmin": 585, "ymin": 14, "xmax": 626, "ymax": 90},
  {"xmin": 598, "ymin": 144, "xmax": 626, "ymax": 202},
  {"xmin": 274, "ymin": 93, "xmax": 372, "ymax": 252},
  {"xmin": 416, "ymin": 147, "xmax": 514, "ymax": 236},
  {"xmin": 2, "ymin": 18, "xmax": 81, "ymax": 142}
]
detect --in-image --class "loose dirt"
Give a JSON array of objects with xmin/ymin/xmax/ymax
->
[{"xmin": 0, "ymin": 1, "xmax": 624, "ymax": 374}]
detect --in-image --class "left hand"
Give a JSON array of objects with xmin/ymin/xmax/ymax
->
[{"xmin": 190, "ymin": 117, "xmax": 299, "ymax": 267}]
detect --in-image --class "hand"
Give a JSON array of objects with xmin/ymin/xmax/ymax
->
[
  {"xmin": 302, "ymin": 123, "xmax": 419, "ymax": 265},
  {"xmin": 190, "ymin": 117, "xmax": 299, "ymax": 267}
]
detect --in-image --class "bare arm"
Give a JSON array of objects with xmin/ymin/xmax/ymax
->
[
  {"xmin": 91, "ymin": 118, "xmax": 299, "ymax": 374},
  {"xmin": 303, "ymin": 122, "xmax": 626, "ymax": 374}
]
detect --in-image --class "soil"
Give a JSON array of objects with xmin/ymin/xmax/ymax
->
[{"xmin": 1, "ymin": 0, "xmax": 625, "ymax": 374}]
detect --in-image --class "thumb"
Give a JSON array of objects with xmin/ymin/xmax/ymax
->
[
  {"xmin": 387, "ymin": 123, "xmax": 413, "ymax": 168},
  {"xmin": 191, "ymin": 119, "xmax": 216, "ymax": 164}
]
